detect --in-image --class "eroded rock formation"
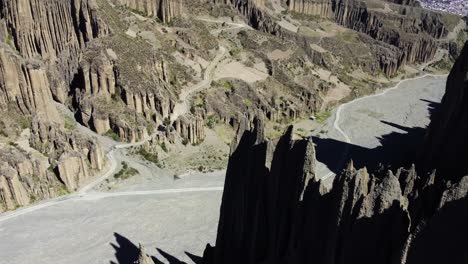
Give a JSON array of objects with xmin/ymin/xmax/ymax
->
[
  {"xmin": 173, "ymin": 114, "xmax": 205, "ymax": 145},
  {"xmin": 204, "ymin": 119, "xmax": 468, "ymax": 264},
  {"xmin": 113, "ymin": 0, "xmax": 183, "ymax": 23},
  {"xmin": 30, "ymin": 118, "xmax": 105, "ymax": 191},
  {"xmin": 421, "ymin": 41, "xmax": 468, "ymax": 182},
  {"xmin": 203, "ymin": 41, "xmax": 468, "ymax": 264},
  {"xmin": 0, "ymin": 0, "xmax": 110, "ymax": 211},
  {"xmin": 0, "ymin": 49, "xmax": 60, "ymax": 122}
]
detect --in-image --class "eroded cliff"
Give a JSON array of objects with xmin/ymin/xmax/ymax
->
[{"xmin": 203, "ymin": 41, "xmax": 468, "ymax": 264}]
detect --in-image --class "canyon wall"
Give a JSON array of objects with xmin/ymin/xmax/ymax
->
[
  {"xmin": 203, "ymin": 41, "xmax": 468, "ymax": 264},
  {"xmin": 0, "ymin": 0, "xmax": 109, "ymax": 212},
  {"xmin": 204, "ymin": 118, "xmax": 468, "ymax": 264},
  {"xmin": 0, "ymin": 0, "xmax": 109, "ymax": 102},
  {"xmin": 421, "ymin": 41, "xmax": 468, "ymax": 182},
  {"xmin": 286, "ymin": 0, "xmax": 448, "ymax": 66},
  {"xmin": 113, "ymin": 0, "xmax": 183, "ymax": 23}
]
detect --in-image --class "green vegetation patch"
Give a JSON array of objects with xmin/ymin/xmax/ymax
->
[
  {"xmin": 64, "ymin": 115, "xmax": 77, "ymax": 131},
  {"xmin": 104, "ymin": 129, "xmax": 120, "ymax": 141},
  {"xmin": 114, "ymin": 162, "xmax": 139, "ymax": 180},
  {"xmin": 137, "ymin": 147, "xmax": 160, "ymax": 165},
  {"xmin": 206, "ymin": 115, "xmax": 218, "ymax": 129},
  {"xmin": 315, "ymin": 110, "xmax": 332, "ymax": 124}
]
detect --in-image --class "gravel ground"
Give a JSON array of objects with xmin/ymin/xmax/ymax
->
[{"xmin": 0, "ymin": 75, "xmax": 446, "ymax": 264}]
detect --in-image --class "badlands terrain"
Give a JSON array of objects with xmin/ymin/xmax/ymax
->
[
  {"xmin": 0, "ymin": 0, "xmax": 467, "ymax": 263},
  {"xmin": 0, "ymin": 73, "xmax": 447, "ymax": 263}
]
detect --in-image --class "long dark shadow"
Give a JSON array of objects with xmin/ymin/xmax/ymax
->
[
  {"xmin": 110, "ymin": 233, "xmax": 140, "ymax": 264},
  {"xmin": 313, "ymin": 121, "xmax": 426, "ymax": 174}
]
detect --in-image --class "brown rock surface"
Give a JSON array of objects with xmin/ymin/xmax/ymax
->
[
  {"xmin": 114, "ymin": 0, "xmax": 183, "ymax": 23},
  {"xmin": 173, "ymin": 114, "xmax": 206, "ymax": 145}
]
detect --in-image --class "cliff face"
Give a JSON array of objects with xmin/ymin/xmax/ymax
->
[
  {"xmin": 204, "ymin": 120, "xmax": 468, "ymax": 264},
  {"xmin": 0, "ymin": 0, "xmax": 109, "ymax": 102},
  {"xmin": 30, "ymin": 119, "xmax": 105, "ymax": 191},
  {"xmin": 113, "ymin": 0, "xmax": 183, "ymax": 23},
  {"xmin": 286, "ymin": 0, "xmax": 447, "ymax": 67},
  {"xmin": 215, "ymin": 0, "xmax": 284, "ymax": 35},
  {"xmin": 0, "ymin": 0, "xmax": 109, "ymax": 211},
  {"xmin": 0, "ymin": 49, "xmax": 60, "ymax": 122},
  {"xmin": 203, "ymin": 42, "xmax": 468, "ymax": 264},
  {"xmin": 421, "ymin": 42, "xmax": 468, "ymax": 182}
]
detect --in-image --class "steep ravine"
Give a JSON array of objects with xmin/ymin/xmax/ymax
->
[{"xmin": 201, "ymin": 41, "xmax": 468, "ymax": 264}]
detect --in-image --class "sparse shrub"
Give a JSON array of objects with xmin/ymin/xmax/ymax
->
[
  {"xmin": 160, "ymin": 142, "xmax": 168, "ymax": 152},
  {"xmin": 104, "ymin": 129, "xmax": 120, "ymax": 141},
  {"xmin": 137, "ymin": 147, "xmax": 160, "ymax": 165},
  {"xmin": 114, "ymin": 161, "xmax": 139, "ymax": 180},
  {"xmin": 64, "ymin": 115, "xmax": 76, "ymax": 131},
  {"xmin": 206, "ymin": 115, "xmax": 217, "ymax": 129},
  {"xmin": 163, "ymin": 118, "xmax": 172, "ymax": 126}
]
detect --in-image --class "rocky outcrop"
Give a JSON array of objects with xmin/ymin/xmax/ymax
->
[
  {"xmin": 288, "ymin": 0, "xmax": 334, "ymax": 18},
  {"xmin": 173, "ymin": 114, "xmax": 205, "ymax": 145},
  {"xmin": 0, "ymin": 49, "xmax": 60, "ymax": 122},
  {"xmin": 0, "ymin": 0, "xmax": 109, "ymax": 102},
  {"xmin": 136, "ymin": 245, "xmax": 156, "ymax": 264},
  {"xmin": 114, "ymin": 0, "xmax": 183, "ymax": 23},
  {"xmin": 215, "ymin": 0, "xmax": 284, "ymax": 35},
  {"xmin": 203, "ymin": 43, "xmax": 468, "ymax": 264},
  {"xmin": 204, "ymin": 117, "xmax": 468, "ymax": 264},
  {"xmin": 384, "ymin": 0, "xmax": 421, "ymax": 7},
  {"xmin": 56, "ymin": 152, "xmax": 90, "ymax": 191},
  {"xmin": 283, "ymin": 0, "xmax": 456, "ymax": 71},
  {"xmin": 421, "ymin": 41, "xmax": 468, "ymax": 182},
  {"xmin": 69, "ymin": 44, "xmax": 177, "ymax": 142},
  {"xmin": 0, "ymin": 144, "xmax": 66, "ymax": 213},
  {"xmin": 30, "ymin": 118, "xmax": 105, "ymax": 190},
  {"xmin": 0, "ymin": 0, "xmax": 107, "ymax": 60}
]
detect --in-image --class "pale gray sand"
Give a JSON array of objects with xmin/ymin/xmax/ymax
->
[{"xmin": 0, "ymin": 180, "xmax": 223, "ymax": 264}]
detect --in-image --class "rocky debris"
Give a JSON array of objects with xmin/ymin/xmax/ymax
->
[
  {"xmin": 203, "ymin": 43, "xmax": 468, "ymax": 264},
  {"xmin": 114, "ymin": 0, "xmax": 183, "ymax": 23},
  {"xmin": 421, "ymin": 41, "xmax": 468, "ymax": 183},
  {"xmin": 173, "ymin": 114, "xmax": 205, "ymax": 145}
]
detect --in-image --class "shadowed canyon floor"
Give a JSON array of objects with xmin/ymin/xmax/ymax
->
[{"xmin": 0, "ymin": 75, "xmax": 446, "ymax": 264}]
